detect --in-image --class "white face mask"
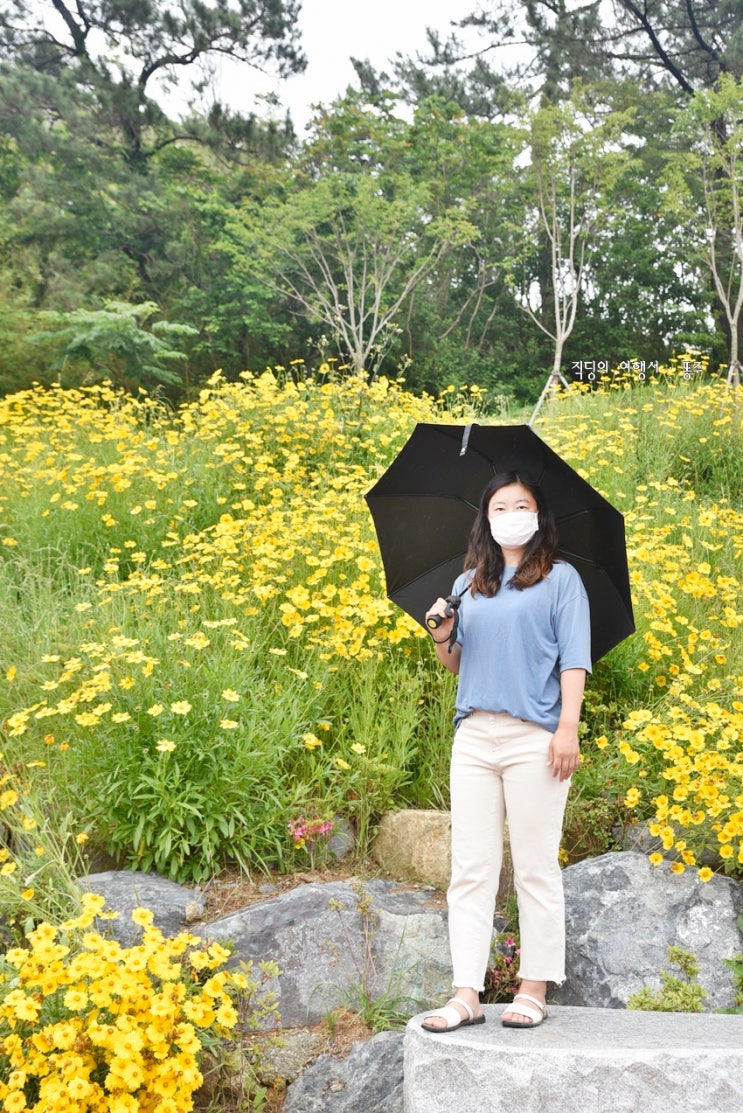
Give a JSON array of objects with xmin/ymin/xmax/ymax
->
[{"xmin": 489, "ymin": 510, "xmax": 540, "ymax": 548}]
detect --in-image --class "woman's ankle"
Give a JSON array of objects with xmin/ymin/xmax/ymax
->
[
  {"xmin": 452, "ymin": 987, "xmax": 482, "ymax": 1011},
  {"xmin": 516, "ymin": 979, "xmax": 547, "ymax": 1002}
]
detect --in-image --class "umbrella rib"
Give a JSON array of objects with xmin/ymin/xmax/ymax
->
[
  {"xmin": 390, "ymin": 555, "xmax": 470, "ymax": 593},
  {"xmin": 557, "ymin": 548, "xmax": 602, "ymax": 569},
  {"xmin": 459, "ymin": 424, "xmax": 550, "ymax": 486},
  {"xmin": 372, "ymin": 493, "xmax": 480, "ymax": 513},
  {"xmin": 460, "ymin": 442, "xmax": 511, "ymax": 480}
]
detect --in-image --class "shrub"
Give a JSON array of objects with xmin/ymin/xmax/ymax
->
[
  {"xmin": 0, "ymin": 893, "xmax": 278, "ymax": 1112},
  {"xmin": 626, "ymin": 946, "xmax": 707, "ymax": 1012},
  {"xmin": 483, "ymin": 931, "xmax": 522, "ymax": 1004}
]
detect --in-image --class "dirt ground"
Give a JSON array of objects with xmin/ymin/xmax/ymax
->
[{"xmin": 200, "ymin": 860, "xmax": 447, "ymax": 920}]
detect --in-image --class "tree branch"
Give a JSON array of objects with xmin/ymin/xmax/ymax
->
[
  {"xmin": 51, "ymin": 0, "xmax": 88, "ymax": 56},
  {"xmin": 616, "ymin": 0, "xmax": 696, "ymax": 93}
]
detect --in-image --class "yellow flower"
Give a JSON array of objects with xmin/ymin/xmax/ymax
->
[
  {"xmin": 648, "ymin": 853, "xmax": 663, "ymax": 867},
  {"xmin": 170, "ymin": 700, "xmax": 192, "ymax": 715},
  {"xmin": 4, "ymin": 989, "xmax": 40, "ymax": 1022},
  {"xmin": 63, "ymin": 988, "xmax": 89, "ymax": 1010},
  {"xmin": 698, "ymin": 867, "xmax": 713, "ymax": 882},
  {"xmin": 221, "ymin": 689, "xmax": 240, "ymax": 702},
  {"xmin": 156, "ymin": 739, "xmax": 176, "ymax": 752},
  {"xmin": 3, "ymin": 1092, "xmax": 27, "ymax": 1113},
  {"xmin": 147, "ymin": 703, "xmax": 164, "ymax": 716},
  {"xmin": 131, "ymin": 906, "xmax": 155, "ymax": 928}
]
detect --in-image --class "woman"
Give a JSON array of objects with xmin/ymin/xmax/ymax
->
[{"xmin": 421, "ymin": 471, "xmax": 591, "ymax": 1032}]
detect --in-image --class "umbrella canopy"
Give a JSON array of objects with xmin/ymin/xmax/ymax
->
[{"xmin": 365, "ymin": 422, "xmax": 634, "ymax": 662}]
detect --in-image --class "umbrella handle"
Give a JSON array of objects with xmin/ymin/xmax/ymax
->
[{"xmin": 425, "ymin": 594, "xmax": 461, "ymax": 630}]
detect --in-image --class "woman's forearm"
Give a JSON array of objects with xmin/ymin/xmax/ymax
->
[
  {"xmin": 432, "ymin": 637, "xmax": 461, "ymax": 674},
  {"xmin": 558, "ymin": 668, "xmax": 586, "ymax": 727}
]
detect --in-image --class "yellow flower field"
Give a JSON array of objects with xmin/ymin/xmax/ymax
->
[
  {"xmin": 0, "ymin": 364, "xmax": 741, "ymax": 905},
  {"xmin": 543, "ymin": 370, "xmax": 743, "ymax": 875}
]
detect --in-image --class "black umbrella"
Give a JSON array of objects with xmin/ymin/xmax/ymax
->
[{"xmin": 365, "ymin": 422, "xmax": 634, "ymax": 662}]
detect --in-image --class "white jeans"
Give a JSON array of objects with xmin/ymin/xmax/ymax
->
[{"xmin": 447, "ymin": 710, "xmax": 571, "ymax": 991}]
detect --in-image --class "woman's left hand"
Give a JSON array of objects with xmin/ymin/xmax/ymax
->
[{"xmin": 547, "ymin": 726, "xmax": 580, "ymax": 781}]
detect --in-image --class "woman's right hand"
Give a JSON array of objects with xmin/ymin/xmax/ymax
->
[
  {"xmin": 425, "ymin": 597, "xmax": 455, "ymax": 635},
  {"xmin": 425, "ymin": 597, "xmax": 461, "ymax": 672}
]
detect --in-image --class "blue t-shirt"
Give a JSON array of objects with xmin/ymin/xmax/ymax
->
[{"xmin": 451, "ymin": 561, "xmax": 591, "ymax": 732}]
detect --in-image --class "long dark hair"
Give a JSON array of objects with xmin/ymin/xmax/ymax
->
[{"xmin": 464, "ymin": 471, "xmax": 559, "ymax": 596}]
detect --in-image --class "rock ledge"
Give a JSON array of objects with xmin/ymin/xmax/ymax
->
[{"xmin": 404, "ymin": 1004, "xmax": 743, "ymax": 1113}]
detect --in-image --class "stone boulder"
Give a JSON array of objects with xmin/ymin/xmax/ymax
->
[
  {"xmin": 203, "ymin": 878, "xmax": 451, "ymax": 1026},
  {"xmin": 283, "ymin": 1030, "xmax": 404, "ymax": 1113},
  {"xmin": 78, "ymin": 854, "xmax": 743, "ymax": 1113},
  {"xmin": 82, "ymin": 870, "xmax": 205, "ymax": 946},
  {"xmin": 326, "ymin": 818, "xmax": 355, "ymax": 862},
  {"xmin": 255, "ymin": 1028, "xmax": 329, "ymax": 1085},
  {"xmin": 554, "ymin": 851, "xmax": 743, "ymax": 1010},
  {"xmin": 405, "ymin": 1005, "xmax": 743, "ymax": 1113},
  {"xmin": 83, "ymin": 855, "xmax": 743, "ymax": 1019},
  {"xmin": 372, "ymin": 811, "xmax": 451, "ymax": 890}
]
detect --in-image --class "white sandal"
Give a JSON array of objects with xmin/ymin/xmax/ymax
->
[
  {"xmin": 501, "ymin": 993, "xmax": 547, "ymax": 1028},
  {"xmin": 421, "ymin": 998, "xmax": 486, "ymax": 1033}
]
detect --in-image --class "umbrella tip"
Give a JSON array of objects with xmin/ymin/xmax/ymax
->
[{"xmin": 460, "ymin": 423, "xmax": 475, "ymax": 457}]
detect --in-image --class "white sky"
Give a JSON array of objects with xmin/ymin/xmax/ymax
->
[
  {"xmin": 212, "ymin": 0, "xmax": 477, "ymax": 131},
  {"xmin": 31, "ymin": 0, "xmax": 485, "ymax": 130}
]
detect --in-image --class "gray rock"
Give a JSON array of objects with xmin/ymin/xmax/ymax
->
[
  {"xmin": 81, "ymin": 870, "xmax": 205, "ymax": 946},
  {"xmin": 405, "ymin": 1004, "xmax": 743, "ymax": 1113},
  {"xmin": 621, "ymin": 819, "xmax": 664, "ymax": 856},
  {"xmin": 255, "ymin": 1028, "xmax": 328, "ymax": 1085},
  {"xmin": 327, "ymin": 818, "xmax": 355, "ymax": 862},
  {"xmin": 363, "ymin": 879, "xmax": 451, "ymax": 1012},
  {"xmin": 80, "ymin": 850, "xmax": 743, "ymax": 1031},
  {"xmin": 283, "ymin": 1030, "xmax": 404, "ymax": 1113},
  {"xmin": 622, "ymin": 821, "xmax": 722, "ymax": 869},
  {"xmin": 203, "ymin": 878, "xmax": 450, "ymax": 1026},
  {"xmin": 554, "ymin": 851, "xmax": 743, "ymax": 1009}
]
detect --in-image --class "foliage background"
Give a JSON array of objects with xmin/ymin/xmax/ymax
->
[{"xmin": 0, "ymin": 0, "xmax": 742, "ymax": 402}]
